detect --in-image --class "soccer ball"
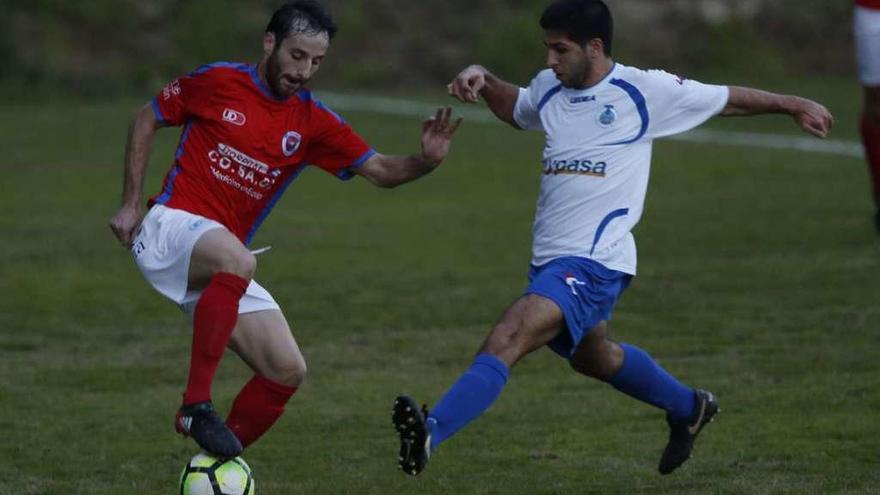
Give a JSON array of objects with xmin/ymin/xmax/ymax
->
[{"xmin": 179, "ymin": 453, "xmax": 254, "ymax": 495}]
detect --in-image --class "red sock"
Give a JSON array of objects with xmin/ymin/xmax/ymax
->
[
  {"xmin": 182, "ymin": 272, "xmax": 249, "ymax": 405},
  {"xmin": 226, "ymin": 375, "xmax": 298, "ymax": 447},
  {"xmin": 862, "ymin": 116, "xmax": 880, "ymax": 204}
]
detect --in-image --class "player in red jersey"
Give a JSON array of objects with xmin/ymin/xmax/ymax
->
[
  {"xmin": 855, "ymin": 0, "xmax": 880, "ymax": 232},
  {"xmin": 109, "ymin": 0, "xmax": 462, "ymax": 458}
]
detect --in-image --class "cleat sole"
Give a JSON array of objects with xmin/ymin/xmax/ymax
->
[{"xmin": 392, "ymin": 395, "xmax": 430, "ymax": 476}]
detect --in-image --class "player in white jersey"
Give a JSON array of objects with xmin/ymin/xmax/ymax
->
[{"xmin": 392, "ymin": 0, "xmax": 833, "ymax": 476}]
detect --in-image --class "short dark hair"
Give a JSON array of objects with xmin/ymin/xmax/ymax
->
[
  {"xmin": 540, "ymin": 0, "xmax": 613, "ymax": 56},
  {"xmin": 266, "ymin": 0, "xmax": 338, "ymax": 42}
]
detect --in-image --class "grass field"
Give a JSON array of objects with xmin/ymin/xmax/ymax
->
[{"xmin": 1, "ymin": 77, "xmax": 878, "ymax": 494}]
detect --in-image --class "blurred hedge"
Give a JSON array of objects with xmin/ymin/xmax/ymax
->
[{"xmin": 0, "ymin": 0, "xmax": 855, "ymax": 99}]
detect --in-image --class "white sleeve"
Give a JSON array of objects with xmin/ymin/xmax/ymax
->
[
  {"xmin": 512, "ymin": 75, "xmax": 545, "ymax": 131},
  {"xmin": 644, "ymin": 70, "xmax": 729, "ymax": 139}
]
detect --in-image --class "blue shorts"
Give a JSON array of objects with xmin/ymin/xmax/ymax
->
[{"xmin": 525, "ymin": 256, "xmax": 632, "ymax": 358}]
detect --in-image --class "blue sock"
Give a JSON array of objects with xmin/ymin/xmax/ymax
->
[
  {"xmin": 427, "ymin": 353, "xmax": 509, "ymax": 449},
  {"xmin": 608, "ymin": 343, "xmax": 696, "ymax": 422}
]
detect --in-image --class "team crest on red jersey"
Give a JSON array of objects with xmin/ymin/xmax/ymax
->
[
  {"xmin": 222, "ymin": 108, "xmax": 247, "ymax": 126},
  {"xmin": 282, "ymin": 131, "xmax": 302, "ymax": 157}
]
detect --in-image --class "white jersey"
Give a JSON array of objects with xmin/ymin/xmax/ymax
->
[{"xmin": 513, "ymin": 63, "xmax": 729, "ymax": 274}]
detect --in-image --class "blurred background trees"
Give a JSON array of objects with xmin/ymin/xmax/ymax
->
[{"xmin": 0, "ymin": 0, "xmax": 855, "ymax": 100}]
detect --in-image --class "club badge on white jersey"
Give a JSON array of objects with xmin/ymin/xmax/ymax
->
[{"xmin": 596, "ymin": 105, "xmax": 617, "ymax": 128}]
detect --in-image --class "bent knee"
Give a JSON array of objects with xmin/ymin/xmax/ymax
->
[
  {"xmin": 270, "ymin": 358, "xmax": 307, "ymax": 388},
  {"xmin": 217, "ymin": 251, "xmax": 256, "ymax": 280},
  {"xmin": 569, "ymin": 356, "xmax": 613, "ymax": 379},
  {"xmin": 570, "ymin": 337, "xmax": 621, "ymax": 380},
  {"xmin": 483, "ymin": 322, "xmax": 523, "ymax": 355}
]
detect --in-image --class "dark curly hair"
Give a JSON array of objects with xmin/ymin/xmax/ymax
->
[
  {"xmin": 266, "ymin": 0, "xmax": 338, "ymax": 42},
  {"xmin": 540, "ymin": 0, "xmax": 613, "ymax": 55}
]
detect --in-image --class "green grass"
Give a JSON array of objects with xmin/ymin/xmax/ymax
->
[{"xmin": 0, "ymin": 78, "xmax": 878, "ymax": 494}]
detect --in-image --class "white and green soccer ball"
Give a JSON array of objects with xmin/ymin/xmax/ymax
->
[{"xmin": 179, "ymin": 453, "xmax": 254, "ymax": 495}]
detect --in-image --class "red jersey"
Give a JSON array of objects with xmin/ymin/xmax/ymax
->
[
  {"xmin": 149, "ymin": 62, "xmax": 374, "ymax": 244},
  {"xmin": 857, "ymin": 0, "xmax": 880, "ymax": 9}
]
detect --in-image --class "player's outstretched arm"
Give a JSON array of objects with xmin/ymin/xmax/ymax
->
[
  {"xmin": 357, "ymin": 107, "xmax": 462, "ymax": 188},
  {"xmin": 448, "ymin": 65, "xmax": 520, "ymax": 128},
  {"xmin": 720, "ymin": 86, "xmax": 834, "ymax": 138},
  {"xmin": 109, "ymin": 102, "xmax": 163, "ymax": 247}
]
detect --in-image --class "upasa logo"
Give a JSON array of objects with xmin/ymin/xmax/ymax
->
[{"xmin": 542, "ymin": 158, "xmax": 607, "ymax": 177}]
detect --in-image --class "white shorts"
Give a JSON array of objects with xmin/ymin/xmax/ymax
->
[
  {"xmin": 131, "ymin": 204, "xmax": 280, "ymax": 316},
  {"xmin": 855, "ymin": 5, "xmax": 880, "ymax": 86}
]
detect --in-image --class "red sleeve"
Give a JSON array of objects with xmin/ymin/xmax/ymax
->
[
  {"xmin": 152, "ymin": 66, "xmax": 217, "ymax": 127},
  {"xmin": 303, "ymin": 101, "xmax": 375, "ymax": 180}
]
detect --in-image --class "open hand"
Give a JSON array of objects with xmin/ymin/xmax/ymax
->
[{"xmin": 421, "ymin": 107, "xmax": 463, "ymax": 165}]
